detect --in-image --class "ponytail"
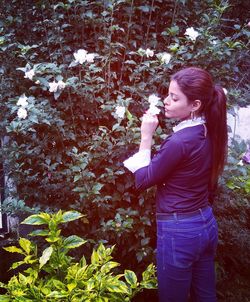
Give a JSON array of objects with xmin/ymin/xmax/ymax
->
[
  {"xmin": 171, "ymin": 67, "xmax": 228, "ymax": 190},
  {"xmin": 205, "ymin": 85, "xmax": 228, "ymax": 189}
]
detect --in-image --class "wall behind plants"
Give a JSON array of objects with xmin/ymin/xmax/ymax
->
[{"xmin": 0, "ymin": 0, "xmax": 250, "ymax": 300}]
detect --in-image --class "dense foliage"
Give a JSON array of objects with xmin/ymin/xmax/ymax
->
[
  {"xmin": 0, "ymin": 210, "xmax": 157, "ymax": 301},
  {"xmin": 0, "ymin": 0, "xmax": 249, "ymax": 301}
]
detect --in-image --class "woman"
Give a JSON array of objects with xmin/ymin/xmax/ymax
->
[{"xmin": 123, "ymin": 67, "xmax": 228, "ymax": 302}]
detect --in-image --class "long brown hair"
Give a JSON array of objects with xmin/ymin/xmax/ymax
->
[{"xmin": 171, "ymin": 67, "xmax": 228, "ymax": 189}]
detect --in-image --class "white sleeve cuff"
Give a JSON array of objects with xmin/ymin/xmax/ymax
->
[{"xmin": 123, "ymin": 149, "xmax": 151, "ymax": 173}]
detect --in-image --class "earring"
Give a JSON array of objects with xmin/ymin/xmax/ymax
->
[{"xmin": 190, "ymin": 111, "xmax": 195, "ymax": 120}]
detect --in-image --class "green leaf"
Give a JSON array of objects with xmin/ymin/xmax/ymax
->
[
  {"xmin": 92, "ymin": 183, "xmax": 104, "ymax": 194},
  {"xmin": 19, "ymin": 238, "xmax": 31, "ymax": 254},
  {"xmin": 47, "ymin": 291, "xmax": 68, "ymax": 298},
  {"xmin": 100, "ymin": 261, "xmax": 120, "ymax": 274},
  {"xmin": 29, "ymin": 115, "xmax": 39, "ymax": 124},
  {"xmin": 22, "ymin": 213, "xmax": 50, "ymax": 225},
  {"xmin": 73, "ymin": 175, "xmax": 81, "ymax": 182},
  {"xmin": 39, "ymin": 246, "xmax": 53, "ymax": 268},
  {"xmin": 63, "ymin": 235, "xmax": 87, "ymax": 249},
  {"xmin": 67, "ymin": 283, "xmax": 77, "ymax": 292},
  {"xmin": 106, "ymin": 280, "xmax": 130, "ymax": 294},
  {"xmin": 140, "ymin": 280, "xmax": 157, "ymax": 289},
  {"xmin": 142, "ymin": 263, "xmax": 157, "ymax": 285},
  {"xmin": 91, "ymin": 249, "xmax": 99, "ymax": 264},
  {"xmin": 29, "ymin": 229, "xmax": 49, "ymax": 237},
  {"xmin": 11, "ymin": 261, "xmax": 25, "ymax": 270},
  {"xmin": 126, "ymin": 109, "xmax": 133, "ymax": 121},
  {"xmin": 0, "ymin": 282, "xmax": 7, "ymax": 289},
  {"xmin": 61, "ymin": 211, "xmax": 83, "ymax": 223},
  {"xmin": 52, "ymin": 280, "xmax": 66, "ymax": 290},
  {"xmin": 3, "ymin": 246, "xmax": 25, "ymax": 255},
  {"xmin": 41, "ymin": 287, "xmax": 51, "ymax": 295},
  {"xmin": 124, "ymin": 270, "xmax": 137, "ymax": 287},
  {"xmin": 141, "ymin": 237, "xmax": 150, "ymax": 246},
  {"xmin": 0, "ymin": 296, "xmax": 11, "ymax": 302}
]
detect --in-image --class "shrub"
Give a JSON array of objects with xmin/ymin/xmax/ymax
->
[{"xmin": 0, "ymin": 210, "xmax": 157, "ymax": 301}]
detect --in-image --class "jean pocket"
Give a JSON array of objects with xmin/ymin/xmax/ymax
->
[
  {"xmin": 172, "ymin": 231, "xmax": 202, "ymax": 268},
  {"xmin": 157, "ymin": 230, "xmax": 202, "ymax": 269}
]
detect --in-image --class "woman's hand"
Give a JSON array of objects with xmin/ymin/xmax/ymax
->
[{"xmin": 141, "ymin": 112, "xmax": 159, "ymax": 139}]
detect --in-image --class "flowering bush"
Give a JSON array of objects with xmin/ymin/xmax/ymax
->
[{"xmin": 0, "ymin": 0, "xmax": 250, "ymax": 300}]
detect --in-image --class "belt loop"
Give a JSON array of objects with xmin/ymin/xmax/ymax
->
[
  {"xmin": 174, "ymin": 213, "xmax": 178, "ymax": 223},
  {"xmin": 199, "ymin": 208, "xmax": 205, "ymax": 221}
]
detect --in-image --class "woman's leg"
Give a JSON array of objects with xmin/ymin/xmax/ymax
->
[
  {"xmin": 157, "ymin": 260, "xmax": 192, "ymax": 302},
  {"xmin": 190, "ymin": 219, "xmax": 218, "ymax": 302},
  {"xmin": 157, "ymin": 220, "xmax": 201, "ymax": 302},
  {"xmin": 189, "ymin": 256, "xmax": 217, "ymax": 302}
]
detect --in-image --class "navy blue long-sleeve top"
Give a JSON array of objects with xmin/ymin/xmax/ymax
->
[{"xmin": 135, "ymin": 125, "xmax": 212, "ymax": 213}]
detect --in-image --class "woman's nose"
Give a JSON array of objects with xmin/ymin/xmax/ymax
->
[{"xmin": 164, "ymin": 96, "xmax": 170, "ymax": 105}]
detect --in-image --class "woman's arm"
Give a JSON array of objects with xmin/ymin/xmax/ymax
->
[
  {"xmin": 135, "ymin": 137, "xmax": 184, "ymax": 191},
  {"xmin": 139, "ymin": 113, "xmax": 159, "ymax": 151},
  {"xmin": 123, "ymin": 113, "xmax": 159, "ymax": 172}
]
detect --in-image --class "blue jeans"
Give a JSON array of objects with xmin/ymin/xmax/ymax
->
[{"xmin": 156, "ymin": 206, "xmax": 218, "ymax": 302}]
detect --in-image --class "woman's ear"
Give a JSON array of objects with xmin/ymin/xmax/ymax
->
[{"xmin": 192, "ymin": 99, "xmax": 202, "ymax": 111}]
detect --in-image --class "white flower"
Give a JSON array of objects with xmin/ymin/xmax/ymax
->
[
  {"xmin": 115, "ymin": 106, "xmax": 126, "ymax": 119},
  {"xmin": 185, "ymin": 27, "xmax": 199, "ymax": 41},
  {"xmin": 49, "ymin": 81, "xmax": 58, "ymax": 93},
  {"xmin": 138, "ymin": 48, "xmax": 146, "ymax": 56},
  {"xmin": 85, "ymin": 53, "xmax": 95, "ymax": 63},
  {"xmin": 49, "ymin": 80, "xmax": 66, "ymax": 93},
  {"xmin": 74, "ymin": 49, "xmax": 88, "ymax": 64},
  {"xmin": 73, "ymin": 49, "xmax": 96, "ymax": 64},
  {"xmin": 57, "ymin": 80, "xmax": 66, "ymax": 90},
  {"xmin": 145, "ymin": 48, "xmax": 154, "ymax": 57},
  {"xmin": 148, "ymin": 105, "xmax": 161, "ymax": 115},
  {"xmin": 148, "ymin": 94, "xmax": 161, "ymax": 106},
  {"xmin": 17, "ymin": 94, "xmax": 28, "ymax": 107},
  {"xmin": 17, "ymin": 107, "xmax": 28, "ymax": 119},
  {"xmin": 159, "ymin": 52, "xmax": 172, "ymax": 64},
  {"xmin": 237, "ymin": 160, "xmax": 244, "ymax": 166},
  {"xmin": 24, "ymin": 69, "xmax": 35, "ymax": 80},
  {"xmin": 147, "ymin": 94, "xmax": 161, "ymax": 115},
  {"xmin": 35, "ymin": 80, "xmax": 40, "ymax": 84},
  {"xmin": 223, "ymin": 88, "xmax": 228, "ymax": 95}
]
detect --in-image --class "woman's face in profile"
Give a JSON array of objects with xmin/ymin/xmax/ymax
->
[{"xmin": 163, "ymin": 80, "xmax": 193, "ymax": 120}]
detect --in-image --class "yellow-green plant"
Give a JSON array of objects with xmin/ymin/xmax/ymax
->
[{"xmin": 0, "ymin": 211, "xmax": 157, "ymax": 301}]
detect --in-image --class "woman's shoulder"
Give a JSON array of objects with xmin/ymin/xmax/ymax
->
[
  {"xmin": 161, "ymin": 125, "xmax": 205, "ymax": 149},
  {"xmin": 174, "ymin": 124, "xmax": 205, "ymax": 141}
]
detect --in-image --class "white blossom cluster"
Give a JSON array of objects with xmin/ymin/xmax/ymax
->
[
  {"xmin": 18, "ymin": 66, "xmax": 35, "ymax": 81},
  {"xmin": 74, "ymin": 49, "xmax": 96, "ymax": 64},
  {"xmin": 157, "ymin": 52, "xmax": 172, "ymax": 64},
  {"xmin": 24, "ymin": 69, "xmax": 35, "ymax": 80},
  {"xmin": 114, "ymin": 94, "xmax": 161, "ymax": 121},
  {"xmin": 138, "ymin": 48, "xmax": 172, "ymax": 64},
  {"xmin": 49, "ymin": 80, "xmax": 66, "ymax": 93},
  {"xmin": 17, "ymin": 94, "xmax": 28, "ymax": 119},
  {"xmin": 147, "ymin": 94, "xmax": 161, "ymax": 115},
  {"xmin": 184, "ymin": 27, "xmax": 199, "ymax": 41},
  {"xmin": 115, "ymin": 106, "xmax": 126, "ymax": 119}
]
